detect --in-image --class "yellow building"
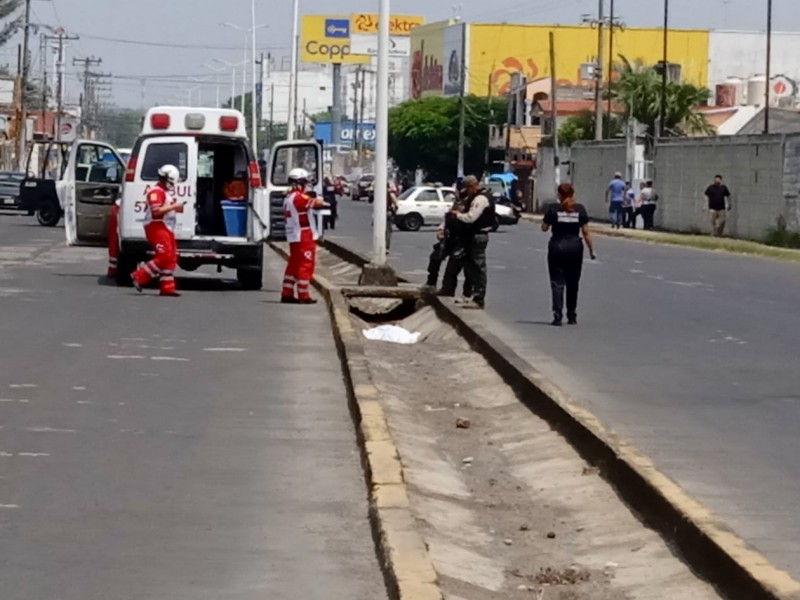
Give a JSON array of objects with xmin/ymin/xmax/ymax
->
[{"xmin": 410, "ymin": 21, "xmax": 709, "ymax": 98}]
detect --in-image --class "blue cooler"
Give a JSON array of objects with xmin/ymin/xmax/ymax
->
[{"xmin": 221, "ymin": 200, "xmax": 247, "ymax": 237}]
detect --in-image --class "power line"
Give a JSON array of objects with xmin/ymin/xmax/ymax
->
[{"xmin": 72, "ymin": 32, "xmax": 289, "ymax": 52}]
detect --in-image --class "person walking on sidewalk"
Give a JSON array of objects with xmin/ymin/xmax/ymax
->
[
  {"xmin": 281, "ymin": 168, "xmax": 327, "ymax": 304},
  {"xmin": 542, "ymin": 183, "xmax": 596, "ymax": 326},
  {"xmin": 705, "ymin": 174, "xmax": 732, "ymax": 237},
  {"xmin": 622, "ymin": 181, "xmax": 636, "ymax": 229},
  {"xmin": 606, "ymin": 172, "xmax": 626, "ymax": 229},
  {"xmin": 640, "ymin": 180, "xmax": 658, "ymax": 231},
  {"xmin": 448, "ymin": 175, "xmax": 494, "ymax": 309},
  {"xmin": 132, "ymin": 165, "xmax": 184, "ymax": 297}
]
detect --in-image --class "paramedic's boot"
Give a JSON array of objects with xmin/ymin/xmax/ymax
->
[
  {"xmin": 281, "ymin": 296, "xmax": 299, "ymax": 304},
  {"xmin": 297, "ymin": 297, "xmax": 318, "ymax": 305}
]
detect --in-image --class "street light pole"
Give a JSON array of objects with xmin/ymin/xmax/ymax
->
[
  {"xmin": 287, "ymin": 0, "xmax": 300, "ymax": 140},
  {"xmin": 765, "ymin": 0, "xmax": 773, "ymax": 134},
  {"xmin": 660, "ymin": 0, "xmax": 669, "ymax": 138},
  {"xmin": 372, "ymin": 0, "xmax": 390, "ymax": 266},
  {"xmin": 18, "ymin": 0, "xmax": 32, "ymax": 170}
]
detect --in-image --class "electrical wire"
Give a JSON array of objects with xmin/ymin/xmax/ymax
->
[{"xmin": 72, "ymin": 32, "xmax": 288, "ymax": 52}]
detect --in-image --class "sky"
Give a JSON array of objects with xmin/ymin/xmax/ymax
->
[{"xmin": 9, "ymin": 0, "xmax": 799, "ymax": 109}]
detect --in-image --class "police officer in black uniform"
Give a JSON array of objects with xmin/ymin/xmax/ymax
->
[
  {"xmin": 427, "ymin": 184, "xmax": 471, "ymax": 292},
  {"xmin": 445, "ymin": 175, "xmax": 495, "ymax": 309},
  {"xmin": 541, "ymin": 183, "xmax": 596, "ymax": 326}
]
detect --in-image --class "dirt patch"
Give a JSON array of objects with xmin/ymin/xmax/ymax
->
[{"xmin": 355, "ymin": 308, "xmax": 722, "ymax": 600}]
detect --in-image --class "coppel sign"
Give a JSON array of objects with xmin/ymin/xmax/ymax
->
[{"xmin": 301, "ymin": 15, "xmax": 370, "ymax": 65}]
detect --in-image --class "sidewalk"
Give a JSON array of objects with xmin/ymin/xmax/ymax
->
[{"xmin": 520, "ymin": 213, "xmax": 800, "ymax": 262}]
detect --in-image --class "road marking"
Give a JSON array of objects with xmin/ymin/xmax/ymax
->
[
  {"xmin": 73, "ymin": 386, "xmax": 86, "ymax": 391},
  {"xmin": 0, "ymin": 398, "xmax": 29, "ymax": 403},
  {"xmin": 62, "ymin": 343, "xmax": 83, "ymax": 348},
  {"xmin": 203, "ymin": 347, "xmax": 246, "ymax": 352},
  {"xmin": 121, "ymin": 337, "xmax": 147, "ymax": 342},
  {"xmin": 107, "ymin": 355, "xmax": 145, "ymax": 360},
  {"xmin": 25, "ymin": 427, "xmax": 77, "ymax": 433},
  {"xmin": 151, "ymin": 356, "xmax": 189, "ymax": 362},
  {"xmin": 18, "ymin": 453, "xmax": 50, "ymax": 457},
  {"xmin": 9, "ymin": 384, "xmax": 37, "ymax": 389},
  {"xmin": 0, "ymin": 452, "xmax": 13, "ymax": 457},
  {"xmin": 76, "ymin": 401, "xmax": 92, "ymax": 405},
  {"xmin": 0, "ymin": 504, "xmax": 19, "ymax": 509}
]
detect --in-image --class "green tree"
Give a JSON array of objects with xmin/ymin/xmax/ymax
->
[
  {"xmin": 557, "ymin": 111, "xmax": 623, "ymax": 147},
  {"xmin": 613, "ymin": 57, "xmax": 714, "ymax": 137},
  {"xmin": 388, "ymin": 95, "xmax": 507, "ymax": 182},
  {"xmin": 96, "ymin": 107, "xmax": 145, "ymax": 149}
]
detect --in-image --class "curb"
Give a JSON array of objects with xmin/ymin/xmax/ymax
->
[
  {"xmin": 268, "ymin": 241, "xmax": 442, "ymax": 600},
  {"xmin": 319, "ymin": 238, "xmax": 800, "ymax": 600}
]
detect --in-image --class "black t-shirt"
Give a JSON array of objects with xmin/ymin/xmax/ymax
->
[
  {"xmin": 544, "ymin": 203, "xmax": 589, "ymax": 241},
  {"xmin": 705, "ymin": 184, "xmax": 731, "ymax": 211}
]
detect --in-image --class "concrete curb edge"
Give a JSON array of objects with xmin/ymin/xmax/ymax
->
[
  {"xmin": 268, "ymin": 241, "xmax": 443, "ymax": 600},
  {"xmin": 319, "ymin": 238, "xmax": 800, "ymax": 600}
]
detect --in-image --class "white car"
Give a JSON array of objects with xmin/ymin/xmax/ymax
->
[{"xmin": 393, "ymin": 185, "xmax": 517, "ymax": 232}]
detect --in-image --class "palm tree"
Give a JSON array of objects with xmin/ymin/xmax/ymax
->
[{"xmin": 613, "ymin": 56, "xmax": 714, "ymax": 137}]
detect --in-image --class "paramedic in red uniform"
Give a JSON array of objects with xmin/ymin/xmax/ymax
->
[
  {"xmin": 107, "ymin": 198, "xmax": 120, "ymax": 278},
  {"xmin": 281, "ymin": 168, "xmax": 326, "ymax": 304},
  {"xmin": 131, "ymin": 164, "xmax": 184, "ymax": 297}
]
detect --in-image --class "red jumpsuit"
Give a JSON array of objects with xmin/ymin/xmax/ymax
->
[
  {"xmin": 282, "ymin": 189, "xmax": 319, "ymax": 301},
  {"xmin": 107, "ymin": 201, "xmax": 120, "ymax": 278},
  {"xmin": 131, "ymin": 185, "xmax": 179, "ymax": 295}
]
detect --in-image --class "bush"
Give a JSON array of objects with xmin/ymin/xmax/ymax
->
[{"xmin": 764, "ymin": 216, "xmax": 800, "ymax": 249}]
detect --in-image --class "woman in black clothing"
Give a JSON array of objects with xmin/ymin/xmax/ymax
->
[{"xmin": 541, "ymin": 183, "xmax": 596, "ymax": 326}]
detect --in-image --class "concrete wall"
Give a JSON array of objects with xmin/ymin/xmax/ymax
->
[
  {"xmin": 568, "ymin": 134, "xmax": 800, "ymax": 240},
  {"xmin": 569, "ymin": 142, "xmax": 627, "ymax": 217}
]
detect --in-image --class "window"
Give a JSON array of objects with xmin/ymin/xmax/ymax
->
[
  {"xmin": 141, "ymin": 142, "xmax": 188, "ymax": 181},
  {"xmin": 416, "ymin": 189, "xmax": 439, "ymax": 202},
  {"xmin": 198, "ymin": 149, "xmax": 214, "ymax": 178},
  {"xmin": 271, "ymin": 145, "xmax": 319, "ymax": 186},
  {"xmin": 398, "ymin": 187, "xmax": 417, "ymax": 200},
  {"xmin": 441, "ymin": 190, "xmax": 458, "ymax": 204}
]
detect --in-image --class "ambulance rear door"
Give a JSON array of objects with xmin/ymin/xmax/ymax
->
[
  {"xmin": 126, "ymin": 136, "xmax": 198, "ymax": 241},
  {"xmin": 265, "ymin": 140, "xmax": 323, "ymax": 241}
]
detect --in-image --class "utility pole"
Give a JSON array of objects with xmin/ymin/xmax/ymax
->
[
  {"xmin": 331, "ymin": 63, "xmax": 343, "ymax": 151},
  {"xmin": 549, "ymin": 31, "xmax": 560, "ymax": 186},
  {"xmin": 765, "ymin": 0, "xmax": 773, "ymax": 134},
  {"xmin": 660, "ymin": 0, "xmax": 669, "ymax": 138},
  {"xmin": 358, "ymin": 67, "xmax": 367, "ymax": 166},
  {"xmin": 607, "ymin": 0, "xmax": 624, "ymax": 135},
  {"xmin": 287, "ymin": 0, "xmax": 299, "ymax": 140},
  {"xmin": 268, "ymin": 83, "xmax": 274, "ymax": 148},
  {"xmin": 594, "ymin": 0, "xmax": 605, "ymax": 140},
  {"xmin": 456, "ymin": 21, "xmax": 467, "ymax": 179},
  {"xmin": 17, "ymin": 0, "xmax": 32, "ymax": 170},
  {"xmin": 46, "ymin": 30, "xmax": 79, "ymax": 142},
  {"xmin": 352, "ymin": 66, "xmax": 361, "ymax": 158},
  {"xmin": 39, "ymin": 34, "xmax": 47, "ymax": 139},
  {"xmin": 74, "ymin": 57, "xmax": 103, "ymax": 138}
]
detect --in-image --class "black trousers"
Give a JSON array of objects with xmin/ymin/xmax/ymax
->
[
  {"xmin": 548, "ymin": 241, "xmax": 583, "ymax": 320},
  {"xmin": 641, "ymin": 204, "xmax": 656, "ymax": 230}
]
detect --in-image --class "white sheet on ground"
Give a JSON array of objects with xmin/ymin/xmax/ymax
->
[{"xmin": 362, "ymin": 325, "xmax": 421, "ymax": 345}]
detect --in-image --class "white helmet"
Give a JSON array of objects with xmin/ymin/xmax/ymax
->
[
  {"xmin": 288, "ymin": 167, "xmax": 310, "ymax": 183},
  {"xmin": 158, "ymin": 164, "xmax": 180, "ymax": 188}
]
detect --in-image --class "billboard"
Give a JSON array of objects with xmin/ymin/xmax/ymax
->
[
  {"xmin": 350, "ymin": 14, "xmax": 425, "ymax": 37},
  {"xmin": 442, "ymin": 23, "xmax": 466, "ymax": 97},
  {"xmin": 350, "ymin": 35, "xmax": 411, "ymax": 57},
  {"xmin": 467, "ymin": 24, "xmax": 709, "ymax": 97},
  {"xmin": 410, "ymin": 21, "xmax": 451, "ymax": 98},
  {"xmin": 300, "ymin": 15, "xmax": 370, "ymax": 64},
  {"xmin": 314, "ymin": 120, "xmax": 376, "ymax": 148}
]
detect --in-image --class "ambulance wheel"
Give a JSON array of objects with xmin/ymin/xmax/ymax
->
[
  {"xmin": 36, "ymin": 199, "xmax": 61, "ymax": 227},
  {"xmin": 237, "ymin": 268, "xmax": 263, "ymax": 291},
  {"xmin": 115, "ymin": 253, "xmax": 135, "ymax": 287}
]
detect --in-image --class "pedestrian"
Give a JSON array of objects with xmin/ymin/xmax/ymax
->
[
  {"xmin": 107, "ymin": 198, "xmax": 120, "ymax": 279},
  {"xmin": 622, "ymin": 181, "xmax": 636, "ymax": 229},
  {"xmin": 322, "ymin": 176, "xmax": 338, "ymax": 231},
  {"xmin": 427, "ymin": 186, "xmax": 470, "ymax": 293},
  {"xmin": 632, "ymin": 182, "xmax": 646, "ymax": 229},
  {"xmin": 131, "ymin": 165, "xmax": 184, "ymax": 297},
  {"xmin": 445, "ymin": 174, "xmax": 494, "ymax": 309},
  {"xmin": 640, "ymin": 179, "xmax": 658, "ymax": 231},
  {"xmin": 386, "ymin": 182, "xmax": 398, "ymax": 252},
  {"xmin": 606, "ymin": 171, "xmax": 626, "ymax": 229},
  {"xmin": 541, "ymin": 183, "xmax": 597, "ymax": 326},
  {"xmin": 705, "ymin": 174, "xmax": 732, "ymax": 237},
  {"xmin": 281, "ymin": 168, "xmax": 327, "ymax": 304}
]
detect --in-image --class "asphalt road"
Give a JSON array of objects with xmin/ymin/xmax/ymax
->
[
  {"xmin": 331, "ymin": 198, "xmax": 800, "ymax": 580},
  {"xmin": 0, "ymin": 213, "xmax": 386, "ymax": 600}
]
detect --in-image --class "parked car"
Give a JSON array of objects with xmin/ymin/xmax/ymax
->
[
  {"xmin": 394, "ymin": 185, "xmax": 518, "ymax": 232},
  {"xmin": 0, "ymin": 171, "xmax": 26, "ymax": 211},
  {"xmin": 352, "ymin": 174, "xmax": 374, "ymax": 202}
]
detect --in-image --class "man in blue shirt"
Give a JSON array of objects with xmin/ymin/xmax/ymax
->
[{"xmin": 606, "ymin": 172, "xmax": 626, "ymax": 229}]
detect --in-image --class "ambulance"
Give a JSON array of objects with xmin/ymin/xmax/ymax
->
[{"xmin": 113, "ymin": 106, "xmax": 321, "ymax": 290}]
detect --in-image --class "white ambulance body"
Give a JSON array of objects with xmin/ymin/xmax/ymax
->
[{"xmin": 116, "ymin": 106, "xmax": 321, "ymax": 289}]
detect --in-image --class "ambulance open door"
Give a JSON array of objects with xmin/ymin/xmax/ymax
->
[{"xmin": 263, "ymin": 140, "xmax": 323, "ymax": 241}]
